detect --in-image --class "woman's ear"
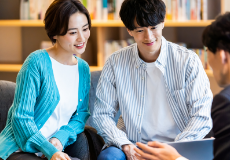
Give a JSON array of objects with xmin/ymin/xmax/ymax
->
[
  {"xmin": 162, "ymin": 22, "xmax": 165, "ymax": 29},
  {"xmin": 53, "ymin": 35, "xmax": 57, "ymax": 40}
]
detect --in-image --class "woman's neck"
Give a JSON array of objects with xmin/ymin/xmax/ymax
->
[{"xmin": 46, "ymin": 44, "xmax": 78, "ymax": 65}]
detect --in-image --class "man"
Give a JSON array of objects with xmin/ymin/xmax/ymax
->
[
  {"xmin": 134, "ymin": 12, "xmax": 230, "ymax": 160},
  {"xmin": 92, "ymin": 0, "xmax": 213, "ymax": 159}
]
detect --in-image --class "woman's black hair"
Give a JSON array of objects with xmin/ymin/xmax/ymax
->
[
  {"xmin": 202, "ymin": 12, "xmax": 230, "ymax": 54},
  {"xmin": 119, "ymin": 0, "xmax": 166, "ymax": 30},
  {"xmin": 44, "ymin": 0, "xmax": 91, "ymax": 43}
]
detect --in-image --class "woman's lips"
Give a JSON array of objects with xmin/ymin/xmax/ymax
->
[{"xmin": 75, "ymin": 43, "xmax": 85, "ymax": 49}]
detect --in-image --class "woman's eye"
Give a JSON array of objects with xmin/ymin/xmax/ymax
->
[
  {"xmin": 83, "ymin": 28, "xmax": 89, "ymax": 31},
  {"xmin": 70, "ymin": 32, "xmax": 77, "ymax": 35},
  {"xmin": 137, "ymin": 30, "xmax": 143, "ymax": 33},
  {"xmin": 151, "ymin": 27, "xmax": 156, "ymax": 29}
]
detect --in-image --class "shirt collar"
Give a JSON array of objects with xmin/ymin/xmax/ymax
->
[
  {"xmin": 133, "ymin": 36, "xmax": 168, "ymax": 68},
  {"xmin": 156, "ymin": 36, "xmax": 167, "ymax": 68}
]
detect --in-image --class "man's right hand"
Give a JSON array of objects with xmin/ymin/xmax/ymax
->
[
  {"xmin": 122, "ymin": 144, "xmax": 138, "ymax": 160},
  {"xmin": 50, "ymin": 151, "xmax": 71, "ymax": 160}
]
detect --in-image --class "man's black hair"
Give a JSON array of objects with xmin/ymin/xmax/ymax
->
[
  {"xmin": 202, "ymin": 12, "xmax": 230, "ymax": 54},
  {"xmin": 119, "ymin": 0, "xmax": 166, "ymax": 31}
]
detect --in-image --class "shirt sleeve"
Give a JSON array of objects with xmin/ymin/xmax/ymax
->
[
  {"xmin": 92, "ymin": 58, "xmax": 132, "ymax": 149},
  {"xmin": 175, "ymin": 53, "xmax": 213, "ymax": 141}
]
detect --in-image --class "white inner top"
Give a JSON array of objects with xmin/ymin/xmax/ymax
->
[
  {"xmin": 39, "ymin": 56, "xmax": 79, "ymax": 140},
  {"xmin": 141, "ymin": 62, "xmax": 181, "ymax": 143}
]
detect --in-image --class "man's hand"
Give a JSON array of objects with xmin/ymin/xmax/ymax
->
[
  {"xmin": 134, "ymin": 141, "xmax": 182, "ymax": 160},
  {"xmin": 50, "ymin": 151, "xmax": 71, "ymax": 160},
  {"xmin": 122, "ymin": 144, "xmax": 139, "ymax": 160},
  {"xmin": 50, "ymin": 138, "xmax": 63, "ymax": 151}
]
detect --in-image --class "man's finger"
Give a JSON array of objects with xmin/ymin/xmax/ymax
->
[
  {"xmin": 134, "ymin": 146, "xmax": 157, "ymax": 159},
  {"xmin": 147, "ymin": 141, "xmax": 165, "ymax": 148},
  {"xmin": 136, "ymin": 142, "xmax": 158, "ymax": 154}
]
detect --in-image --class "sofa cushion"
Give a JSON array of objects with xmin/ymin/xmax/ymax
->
[
  {"xmin": 0, "ymin": 80, "xmax": 16, "ymax": 132},
  {"xmin": 86, "ymin": 71, "xmax": 121, "ymax": 128}
]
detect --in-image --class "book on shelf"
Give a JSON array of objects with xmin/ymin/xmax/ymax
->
[
  {"xmin": 221, "ymin": 0, "xmax": 230, "ymax": 13},
  {"xmin": 20, "ymin": 0, "xmax": 125, "ymax": 21},
  {"xmin": 104, "ymin": 38, "xmax": 135, "ymax": 63},
  {"xmin": 164, "ymin": 0, "xmax": 209, "ymax": 21},
  {"xmin": 20, "ymin": 0, "xmax": 54, "ymax": 20}
]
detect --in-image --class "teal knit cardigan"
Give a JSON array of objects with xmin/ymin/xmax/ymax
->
[{"xmin": 0, "ymin": 50, "xmax": 91, "ymax": 160}]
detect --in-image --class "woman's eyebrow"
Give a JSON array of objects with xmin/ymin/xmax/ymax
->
[{"xmin": 68, "ymin": 24, "xmax": 89, "ymax": 31}]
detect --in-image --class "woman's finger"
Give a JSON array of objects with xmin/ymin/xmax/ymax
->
[{"xmin": 64, "ymin": 153, "xmax": 71, "ymax": 160}]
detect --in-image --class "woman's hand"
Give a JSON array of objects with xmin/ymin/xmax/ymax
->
[
  {"xmin": 51, "ymin": 151, "xmax": 71, "ymax": 160},
  {"xmin": 41, "ymin": 138, "xmax": 64, "ymax": 158},
  {"xmin": 122, "ymin": 144, "xmax": 139, "ymax": 160},
  {"xmin": 49, "ymin": 138, "xmax": 63, "ymax": 151}
]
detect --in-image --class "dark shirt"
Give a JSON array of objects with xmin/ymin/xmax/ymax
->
[{"xmin": 211, "ymin": 85, "xmax": 230, "ymax": 160}]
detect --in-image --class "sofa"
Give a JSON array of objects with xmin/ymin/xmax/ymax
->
[{"xmin": 0, "ymin": 71, "xmax": 122, "ymax": 160}]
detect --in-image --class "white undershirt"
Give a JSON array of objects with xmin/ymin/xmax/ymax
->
[
  {"xmin": 141, "ymin": 62, "xmax": 181, "ymax": 143},
  {"xmin": 39, "ymin": 56, "xmax": 79, "ymax": 140}
]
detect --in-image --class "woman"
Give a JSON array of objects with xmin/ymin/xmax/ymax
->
[{"xmin": 0, "ymin": 0, "xmax": 91, "ymax": 160}]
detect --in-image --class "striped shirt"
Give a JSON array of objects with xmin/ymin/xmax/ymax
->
[{"xmin": 92, "ymin": 36, "xmax": 213, "ymax": 149}]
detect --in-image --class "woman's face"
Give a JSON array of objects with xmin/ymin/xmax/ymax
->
[{"xmin": 54, "ymin": 12, "xmax": 90, "ymax": 55}]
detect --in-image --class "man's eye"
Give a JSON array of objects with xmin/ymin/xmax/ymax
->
[
  {"xmin": 151, "ymin": 27, "xmax": 156, "ymax": 29},
  {"xmin": 137, "ymin": 30, "xmax": 143, "ymax": 32}
]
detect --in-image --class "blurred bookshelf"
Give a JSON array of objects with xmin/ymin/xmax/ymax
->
[
  {"xmin": 0, "ymin": 19, "xmax": 215, "ymax": 27},
  {"xmin": 0, "ymin": 64, "xmax": 103, "ymax": 72},
  {"xmin": 0, "ymin": 0, "xmax": 227, "ymax": 95}
]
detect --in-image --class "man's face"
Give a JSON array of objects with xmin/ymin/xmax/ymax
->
[
  {"xmin": 127, "ymin": 20, "xmax": 164, "ymax": 58},
  {"xmin": 207, "ymin": 48, "xmax": 230, "ymax": 87}
]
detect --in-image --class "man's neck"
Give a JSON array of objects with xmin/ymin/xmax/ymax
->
[{"xmin": 138, "ymin": 46, "xmax": 161, "ymax": 63}]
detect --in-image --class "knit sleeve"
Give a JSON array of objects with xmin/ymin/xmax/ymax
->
[
  {"xmin": 11, "ymin": 53, "xmax": 59, "ymax": 160},
  {"xmin": 51, "ymin": 59, "xmax": 91, "ymax": 149}
]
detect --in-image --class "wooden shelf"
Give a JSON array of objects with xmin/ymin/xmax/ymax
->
[
  {"xmin": 0, "ymin": 20, "xmax": 214, "ymax": 27},
  {"xmin": 0, "ymin": 64, "xmax": 213, "ymax": 76},
  {"xmin": 0, "ymin": 64, "xmax": 102, "ymax": 72}
]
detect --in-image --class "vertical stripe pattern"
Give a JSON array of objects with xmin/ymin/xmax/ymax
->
[{"xmin": 92, "ymin": 37, "xmax": 213, "ymax": 149}]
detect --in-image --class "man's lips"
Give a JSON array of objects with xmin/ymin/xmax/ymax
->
[{"xmin": 144, "ymin": 42, "xmax": 154, "ymax": 46}]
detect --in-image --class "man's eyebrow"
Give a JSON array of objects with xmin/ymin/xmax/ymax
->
[{"xmin": 67, "ymin": 24, "xmax": 89, "ymax": 31}]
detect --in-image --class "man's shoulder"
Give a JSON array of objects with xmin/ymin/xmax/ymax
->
[
  {"xmin": 167, "ymin": 41, "xmax": 194, "ymax": 56},
  {"xmin": 165, "ymin": 40, "xmax": 200, "ymax": 65},
  {"xmin": 21, "ymin": 49, "xmax": 47, "ymax": 72}
]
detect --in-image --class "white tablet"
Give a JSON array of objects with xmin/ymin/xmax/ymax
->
[{"xmin": 166, "ymin": 138, "xmax": 214, "ymax": 160}]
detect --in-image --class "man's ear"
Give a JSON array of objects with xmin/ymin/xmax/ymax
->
[
  {"xmin": 127, "ymin": 29, "xmax": 133, "ymax": 37},
  {"xmin": 219, "ymin": 49, "xmax": 228, "ymax": 64},
  {"xmin": 53, "ymin": 35, "xmax": 57, "ymax": 40}
]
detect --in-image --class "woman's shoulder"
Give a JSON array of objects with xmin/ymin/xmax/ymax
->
[{"xmin": 21, "ymin": 49, "xmax": 50, "ymax": 72}]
